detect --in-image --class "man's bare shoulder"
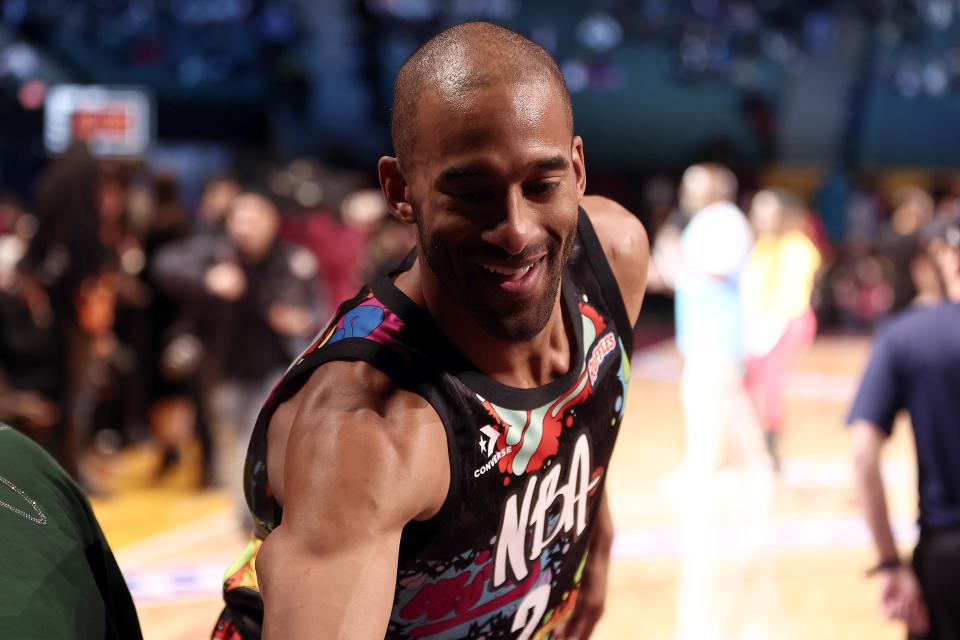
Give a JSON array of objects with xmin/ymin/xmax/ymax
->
[
  {"xmin": 267, "ymin": 360, "xmax": 449, "ymax": 524},
  {"xmin": 581, "ymin": 195, "xmax": 650, "ymax": 324}
]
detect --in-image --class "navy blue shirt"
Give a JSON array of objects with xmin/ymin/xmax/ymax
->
[{"xmin": 848, "ymin": 303, "xmax": 960, "ymax": 532}]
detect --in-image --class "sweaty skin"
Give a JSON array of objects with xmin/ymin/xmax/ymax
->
[{"xmin": 256, "ymin": 29, "xmax": 648, "ymax": 640}]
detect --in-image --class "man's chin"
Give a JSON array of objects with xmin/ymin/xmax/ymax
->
[{"xmin": 471, "ymin": 304, "xmax": 554, "ymax": 343}]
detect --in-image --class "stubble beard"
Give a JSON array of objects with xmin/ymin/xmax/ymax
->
[{"xmin": 417, "ymin": 214, "xmax": 576, "ymax": 343}]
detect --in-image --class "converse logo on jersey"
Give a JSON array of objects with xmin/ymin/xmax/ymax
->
[{"xmin": 474, "ymin": 425, "xmax": 513, "ymax": 478}]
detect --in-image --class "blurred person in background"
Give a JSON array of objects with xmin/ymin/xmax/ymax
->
[
  {"xmin": 848, "ymin": 215, "xmax": 960, "ymax": 640},
  {"xmin": 15, "ymin": 142, "xmax": 114, "ymax": 479},
  {"xmin": 197, "ymin": 176, "xmax": 242, "ymax": 235},
  {"xmin": 153, "ymin": 192, "xmax": 321, "ymax": 516},
  {"xmin": 672, "ymin": 163, "xmax": 772, "ymax": 490},
  {"xmin": 87, "ymin": 163, "xmax": 153, "ymax": 454},
  {"xmin": 344, "ymin": 187, "xmax": 416, "ymax": 282},
  {"xmin": 0, "ymin": 424, "xmax": 143, "ymax": 639},
  {"xmin": 880, "ymin": 186, "xmax": 936, "ymax": 312},
  {"xmin": 0, "ymin": 199, "xmax": 63, "ymax": 461},
  {"xmin": 360, "ymin": 214, "xmax": 416, "ymax": 282},
  {"xmin": 647, "ymin": 175, "xmax": 687, "ymax": 294},
  {"xmin": 288, "ymin": 192, "xmax": 368, "ymax": 307},
  {"xmin": 741, "ymin": 189, "xmax": 821, "ymax": 469},
  {"xmin": 140, "ymin": 172, "xmax": 213, "ymax": 484}
]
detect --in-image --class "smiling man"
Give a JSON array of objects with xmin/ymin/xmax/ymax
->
[{"xmin": 213, "ymin": 21, "xmax": 648, "ymax": 640}]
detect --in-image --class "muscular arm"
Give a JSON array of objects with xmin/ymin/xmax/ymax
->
[{"xmin": 257, "ymin": 362, "xmax": 449, "ymax": 639}]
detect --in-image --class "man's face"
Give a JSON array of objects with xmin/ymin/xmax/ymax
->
[{"xmin": 404, "ymin": 80, "xmax": 584, "ymax": 342}]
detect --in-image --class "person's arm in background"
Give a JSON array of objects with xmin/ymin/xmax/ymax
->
[
  {"xmin": 648, "ymin": 222, "xmax": 682, "ymax": 292},
  {"xmin": 151, "ymin": 235, "xmax": 240, "ymax": 302},
  {"xmin": 0, "ymin": 375, "xmax": 59, "ymax": 429},
  {"xmin": 256, "ymin": 363, "xmax": 449, "ymax": 639},
  {"xmin": 847, "ymin": 329, "xmax": 928, "ymax": 636},
  {"xmin": 266, "ymin": 245, "xmax": 325, "ymax": 341},
  {"xmin": 850, "ymin": 421, "xmax": 929, "ymax": 635}
]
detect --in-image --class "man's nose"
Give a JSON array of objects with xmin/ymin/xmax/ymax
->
[{"xmin": 480, "ymin": 191, "xmax": 533, "ymax": 256}]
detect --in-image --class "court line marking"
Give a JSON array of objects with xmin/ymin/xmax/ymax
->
[
  {"xmin": 630, "ymin": 344, "xmax": 860, "ymax": 401},
  {"xmin": 119, "ymin": 514, "xmax": 918, "ymax": 603},
  {"xmin": 114, "ymin": 508, "xmax": 238, "ymax": 570},
  {"xmin": 611, "ymin": 516, "xmax": 917, "ymax": 562}
]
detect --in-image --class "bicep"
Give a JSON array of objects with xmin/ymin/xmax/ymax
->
[
  {"xmin": 259, "ymin": 433, "xmax": 412, "ymax": 640},
  {"xmin": 259, "ymin": 386, "xmax": 448, "ymax": 637}
]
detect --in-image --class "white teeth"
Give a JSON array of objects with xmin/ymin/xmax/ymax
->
[{"xmin": 480, "ymin": 263, "xmax": 533, "ymax": 276}]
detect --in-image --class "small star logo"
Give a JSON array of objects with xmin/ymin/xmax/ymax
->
[{"xmin": 479, "ymin": 425, "xmax": 500, "ymax": 458}]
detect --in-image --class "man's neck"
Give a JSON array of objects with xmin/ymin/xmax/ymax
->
[{"xmin": 395, "ymin": 259, "xmax": 574, "ymax": 389}]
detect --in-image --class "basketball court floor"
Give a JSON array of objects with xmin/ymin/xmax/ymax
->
[{"xmin": 91, "ymin": 335, "xmax": 917, "ymax": 639}]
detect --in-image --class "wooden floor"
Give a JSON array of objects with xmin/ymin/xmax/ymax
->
[{"xmin": 92, "ymin": 335, "xmax": 920, "ymax": 639}]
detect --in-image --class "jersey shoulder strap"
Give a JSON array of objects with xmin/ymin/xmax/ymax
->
[
  {"xmin": 575, "ymin": 207, "xmax": 635, "ymax": 354},
  {"xmin": 243, "ymin": 283, "xmax": 456, "ymax": 539}
]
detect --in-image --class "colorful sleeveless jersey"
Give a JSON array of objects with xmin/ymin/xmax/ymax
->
[{"xmin": 222, "ymin": 209, "xmax": 634, "ymax": 640}]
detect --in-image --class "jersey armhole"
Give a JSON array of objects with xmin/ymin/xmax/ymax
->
[
  {"xmin": 577, "ymin": 208, "xmax": 635, "ymax": 355},
  {"xmin": 251, "ymin": 339, "xmax": 462, "ymax": 559}
]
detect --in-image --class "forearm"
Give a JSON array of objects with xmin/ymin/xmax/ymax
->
[
  {"xmin": 151, "ymin": 239, "xmax": 212, "ymax": 299},
  {"xmin": 853, "ymin": 447, "xmax": 899, "ymax": 563},
  {"xmin": 259, "ymin": 527, "xmax": 399, "ymax": 639}
]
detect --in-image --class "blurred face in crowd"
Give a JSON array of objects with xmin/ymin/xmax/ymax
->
[
  {"xmin": 931, "ymin": 224, "xmax": 960, "ymax": 285},
  {"xmin": 227, "ymin": 194, "xmax": 280, "ymax": 261},
  {"xmin": 891, "ymin": 186, "xmax": 934, "ymax": 236},
  {"xmin": 396, "ymin": 79, "xmax": 585, "ymax": 342},
  {"xmin": 679, "ymin": 164, "xmax": 736, "ymax": 214},
  {"xmin": 201, "ymin": 179, "xmax": 241, "ymax": 226},
  {"xmin": 750, "ymin": 190, "xmax": 784, "ymax": 235},
  {"xmin": 679, "ymin": 166, "xmax": 713, "ymax": 214}
]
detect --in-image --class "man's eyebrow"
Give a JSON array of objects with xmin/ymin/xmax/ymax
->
[
  {"xmin": 531, "ymin": 155, "xmax": 569, "ymax": 171},
  {"xmin": 438, "ymin": 165, "xmax": 485, "ymax": 181},
  {"xmin": 437, "ymin": 155, "xmax": 569, "ymax": 182}
]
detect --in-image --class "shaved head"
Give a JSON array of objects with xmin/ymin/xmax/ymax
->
[{"xmin": 391, "ymin": 21, "xmax": 573, "ymax": 164}]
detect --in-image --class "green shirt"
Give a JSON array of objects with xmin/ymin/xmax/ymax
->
[{"xmin": 0, "ymin": 425, "xmax": 142, "ymax": 639}]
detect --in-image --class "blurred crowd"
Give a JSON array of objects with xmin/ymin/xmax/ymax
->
[
  {"xmin": 646, "ymin": 165, "xmax": 960, "ymax": 329},
  {"xmin": 0, "ymin": 142, "xmax": 413, "ymax": 507},
  {"xmin": 643, "ymin": 161, "xmax": 960, "ymax": 480},
  {"xmin": 1, "ymin": 142, "xmax": 957, "ymax": 506}
]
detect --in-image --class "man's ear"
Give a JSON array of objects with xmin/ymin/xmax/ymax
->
[
  {"xmin": 571, "ymin": 136, "xmax": 586, "ymax": 200},
  {"xmin": 378, "ymin": 156, "xmax": 416, "ymax": 223}
]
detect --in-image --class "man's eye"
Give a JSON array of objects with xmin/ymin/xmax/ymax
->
[{"xmin": 526, "ymin": 181, "xmax": 561, "ymax": 196}]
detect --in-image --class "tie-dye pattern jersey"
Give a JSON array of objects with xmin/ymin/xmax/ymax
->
[{"xmin": 235, "ymin": 209, "xmax": 634, "ymax": 640}]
